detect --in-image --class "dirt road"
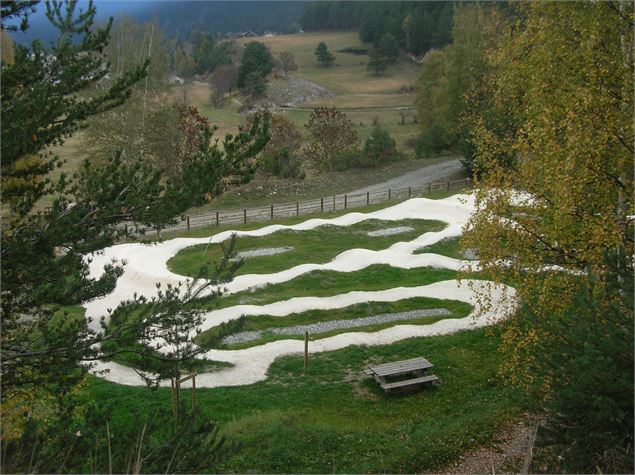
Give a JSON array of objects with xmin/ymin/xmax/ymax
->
[{"xmin": 350, "ymin": 157, "xmax": 465, "ymax": 195}]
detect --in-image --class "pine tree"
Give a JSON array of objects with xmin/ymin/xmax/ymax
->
[
  {"xmin": 367, "ymin": 47, "xmax": 387, "ymax": 76},
  {"xmin": 314, "ymin": 41, "xmax": 334, "ymax": 66},
  {"xmin": 0, "ymin": 0, "xmax": 270, "ymax": 393}
]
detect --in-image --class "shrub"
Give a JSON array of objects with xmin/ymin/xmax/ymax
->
[
  {"xmin": 363, "ymin": 126, "xmax": 400, "ymax": 166},
  {"xmin": 338, "ymin": 47, "xmax": 368, "ymax": 55},
  {"xmin": 303, "ymin": 107, "xmax": 359, "ymax": 170},
  {"xmin": 415, "ymin": 123, "xmax": 447, "ymax": 158},
  {"xmin": 246, "ymin": 113, "xmax": 304, "ymax": 178},
  {"xmin": 262, "ymin": 147, "xmax": 304, "ymax": 179}
]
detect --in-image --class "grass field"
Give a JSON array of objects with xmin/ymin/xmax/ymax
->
[
  {"xmin": 195, "ymin": 296, "xmax": 473, "ymax": 349},
  {"xmin": 84, "ymin": 328, "xmax": 525, "ymax": 473},
  {"xmin": 191, "ymin": 31, "xmax": 421, "ymax": 152},
  {"xmin": 198, "ymin": 265, "xmax": 460, "ymax": 311},
  {"xmin": 167, "ymin": 218, "xmax": 446, "ymax": 277}
]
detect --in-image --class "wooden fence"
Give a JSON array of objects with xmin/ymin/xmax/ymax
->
[{"xmin": 162, "ymin": 176, "xmax": 473, "ymax": 234}]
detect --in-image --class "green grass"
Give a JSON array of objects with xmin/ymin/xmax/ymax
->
[
  {"xmin": 415, "ymin": 236, "xmax": 464, "ymax": 259},
  {"xmin": 167, "ymin": 218, "xmax": 446, "ymax": 278},
  {"xmin": 195, "ymin": 296, "xmax": 473, "ymax": 349},
  {"xmin": 200, "ymin": 264, "xmax": 461, "ymax": 311},
  {"xmin": 83, "ymin": 327, "xmax": 525, "ymax": 473}
]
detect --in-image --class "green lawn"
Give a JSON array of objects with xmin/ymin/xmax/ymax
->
[
  {"xmin": 196, "ymin": 296, "xmax": 472, "ymax": 349},
  {"xmin": 201, "ymin": 264, "xmax": 460, "ymax": 311},
  {"xmin": 83, "ymin": 327, "xmax": 525, "ymax": 473},
  {"xmin": 167, "ymin": 218, "xmax": 446, "ymax": 278},
  {"xmin": 415, "ymin": 236, "xmax": 463, "ymax": 259}
]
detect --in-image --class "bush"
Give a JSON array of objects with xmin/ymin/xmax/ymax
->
[
  {"xmin": 338, "ymin": 47, "xmax": 368, "ymax": 55},
  {"xmin": 263, "ymin": 147, "xmax": 304, "ymax": 179},
  {"xmin": 414, "ymin": 123, "xmax": 447, "ymax": 158},
  {"xmin": 303, "ymin": 107, "xmax": 360, "ymax": 171},
  {"xmin": 363, "ymin": 126, "xmax": 400, "ymax": 167}
]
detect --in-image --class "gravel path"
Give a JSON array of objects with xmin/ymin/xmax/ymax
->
[
  {"xmin": 367, "ymin": 226, "xmax": 413, "ymax": 237},
  {"xmin": 350, "ymin": 158, "xmax": 465, "ymax": 195},
  {"xmin": 222, "ymin": 308, "xmax": 452, "ymax": 345}
]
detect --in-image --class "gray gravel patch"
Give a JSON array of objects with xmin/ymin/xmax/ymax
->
[
  {"xmin": 367, "ymin": 226, "xmax": 413, "ymax": 237},
  {"xmin": 230, "ymin": 246, "xmax": 294, "ymax": 261},
  {"xmin": 222, "ymin": 308, "xmax": 452, "ymax": 345}
]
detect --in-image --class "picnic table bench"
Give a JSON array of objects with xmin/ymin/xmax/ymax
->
[{"xmin": 365, "ymin": 356, "xmax": 439, "ymax": 392}]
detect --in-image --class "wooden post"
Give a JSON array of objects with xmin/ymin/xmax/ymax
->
[
  {"xmin": 216, "ymin": 211, "xmax": 219, "ymax": 227},
  {"xmin": 243, "ymin": 208, "xmax": 247, "ymax": 224},
  {"xmin": 124, "ymin": 223, "xmax": 128, "ymax": 235},
  {"xmin": 388, "ymin": 188, "xmax": 391, "ymax": 200},
  {"xmin": 344, "ymin": 194, "xmax": 348, "ymax": 209},
  {"xmin": 408, "ymin": 186, "xmax": 412, "ymax": 198},
  {"xmin": 170, "ymin": 378, "xmax": 176, "ymax": 417},
  {"xmin": 304, "ymin": 331, "xmax": 309, "ymax": 369},
  {"xmin": 156, "ymin": 228, "xmax": 160, "ymax": 239},
  {"xmin": 186, "ymin": 215, "xmax": 190, "ymax": 231},
  {"xmin": 333, "ymin": 195, "xmax": 336, "ymax": 211},
  {"xmin": 296, "ymin": 201, "xmax": 299, "ymax": 216},
  {"xmin": 428, "ymin": 182, "xmax": 432, "ymax": 194},
  {"xmin": 321, "ymin": 197, "xmax": 324, "ymax": 213},
  {"xmin": 366, "ymin": 191, "xmax": 370, "ymax": 205},
  {"xmin": 271, "ymin": 204, "xmax": 274, "ymax": 220},
  {"xmin": 191, "ymin": 375, "xmax": 196, "ymax": 411},
  {"xmin": 447, "ymin": 180, "xmax": 450, "ymax": 191}
]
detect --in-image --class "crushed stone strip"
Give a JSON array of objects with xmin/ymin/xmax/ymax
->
[
  {"xmin": 366, "ymin": 226, "xmax": 414, "ymax": 237},
  {"xmin": 230, "ymin": 246, "xmax": 294, "ymax": 260},
  {"xmin": 221, "ymin": 308, "xmax": 452, "ymax": 345}
]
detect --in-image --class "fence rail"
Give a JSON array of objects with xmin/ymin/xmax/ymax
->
[{"xmin": 154, "ymin": 176, "xmax": 472, "ymax": 235}]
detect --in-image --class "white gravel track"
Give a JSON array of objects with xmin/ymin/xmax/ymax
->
[{"xmin": 83, "ymin": 193, "xmax": 518, "ymax": 387}]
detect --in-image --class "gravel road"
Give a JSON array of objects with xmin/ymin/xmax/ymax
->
[{"xmin": 350, "ymin": 158, "xmax": 464, "ymax": 195}]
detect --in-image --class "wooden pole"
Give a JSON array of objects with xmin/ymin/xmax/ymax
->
[
  {"xmin": 296, "ymin": 201, "xmax": 299, "ymax": 216},
  {"xmin": 344, "ymin": 194, "xmax": 348, "ymax": 209},
  {"xmin": 216, "ymin": 211, "xmax": 219, "ymax": 227},
  {"xmin": 304, "ymin": 331, "xmax": 309, "ymax": 369},
  {"xmin": 321, "ymin": 197, "xmax": 324, "ymax": 213},
  {"xmin": 367, "ymin": 191, "xmax": 370, "ymax": 205},
  {"xmin": 191, "ymin": 375, "xmax": 196, "ymax": 412},
  {"xmin": 408, "ymin": 186, "xmax": 412, "ymax": 198},
  {"xmin": 243, "ymin": 208, "xmax": 247, "ymax": 224},
  {"xmin": 271, "ymin": 204, "xmax": 274, "ymax": 220},
  {"xmin": 428, "ymin": 182, "xmax": 432, "ymax": 194},
  {"xmin": 156, "ymin": 228, "xmax": 160, "ymax": 239},
  {"xmin": 447, "ymin": 180, "xmax": 450, "ymax": 191},
  {"xmin": 186, "ymin": 215, "xmax": 190, "ymax": 231},
  {"xmin": 333, "ymin": 195, "xmax": 336, "ymax": 211}
]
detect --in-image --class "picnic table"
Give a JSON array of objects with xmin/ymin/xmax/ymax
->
[{"xmin": 364, "ymin": 356, "xmax": 439, "ymax": 392}]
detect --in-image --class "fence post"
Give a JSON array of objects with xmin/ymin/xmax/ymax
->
[
  {"xmin": 408, "ymin": 186, "xmax": 412, "ymax": 199},
  {"xmin": 388, "ymin": 188, "xmax": 391, "ymax": 200},
  {"xmin": 428, "ymin": 182, "xmax": 432, "ymax": 194},
  {"xmin": 304, "ymin": 331, "xmax": 309, "ymax": 370},
  {"xmin": 216, "ymin": 211, "xmax": 219, "ymax": 227},
  {"xmin": 296, "ymin": 201, "xmax": 299, "ymax": 216},
  {"xmin": 333, "ymin": 195, "xmax": 336, "ymax": 211},
  {"xmin": 124, "ymin": 223, "xmax": 128, "ymax": 235},
  {"xmin": 344, "ymin": 194, "xmax": 347, "ymax": 209},
  {"xmin": 321, "ymin": 197, "xmax": 324, "ymax": 213},
  {"xmin": 366, "ymin": 191, "xmax": 370, "ymax": 205},
  {"xmin": 447, "ymin": 180, "xmax": 450, "ymax": 191},
  {"xmin": 243, "ymin": 208, "xmax": 247, "ymax": 224},
  {"xmin": 156, "ymin": 228, "xmax": 160, "ymax": 239},
  {"xmin": 271, "ymin": 204, "xmax": 274, "ymax": 220},
  {"xmin": 186, "ymin": 215, "xmax": 190, "ymax": 231}
]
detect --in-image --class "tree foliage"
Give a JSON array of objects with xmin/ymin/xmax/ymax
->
[
  {"xmin": 278, "ymin": 50, "xmax": 297, "ymax": 76},
  {"xmin": 210, "ymin": 63, "xmax": 238, "ymax": 106},
  {"xmin": 237, "ymin": 41, "xmax": 273, "ymax": 88},
  {"xmin": 1, "ymin": 0, "xmax": 270, "ymax": 395},
  {"xmin": 367, "ymin": 47, "xmax": 387, "ymax": 76},
  {"xmin": 303, "ymin": 107, "xmax": 359, "ymax": 170},
  {"xmin": 314, "ymin": 41, "xmax": 334, "ymax": 67},
  {"xmin": 300, "ymin": 1, "xmax": 453, "ymax": 57},
  {"xmin": 460, "ymin": 2, "xmax": 634, "ymax": 471}
]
